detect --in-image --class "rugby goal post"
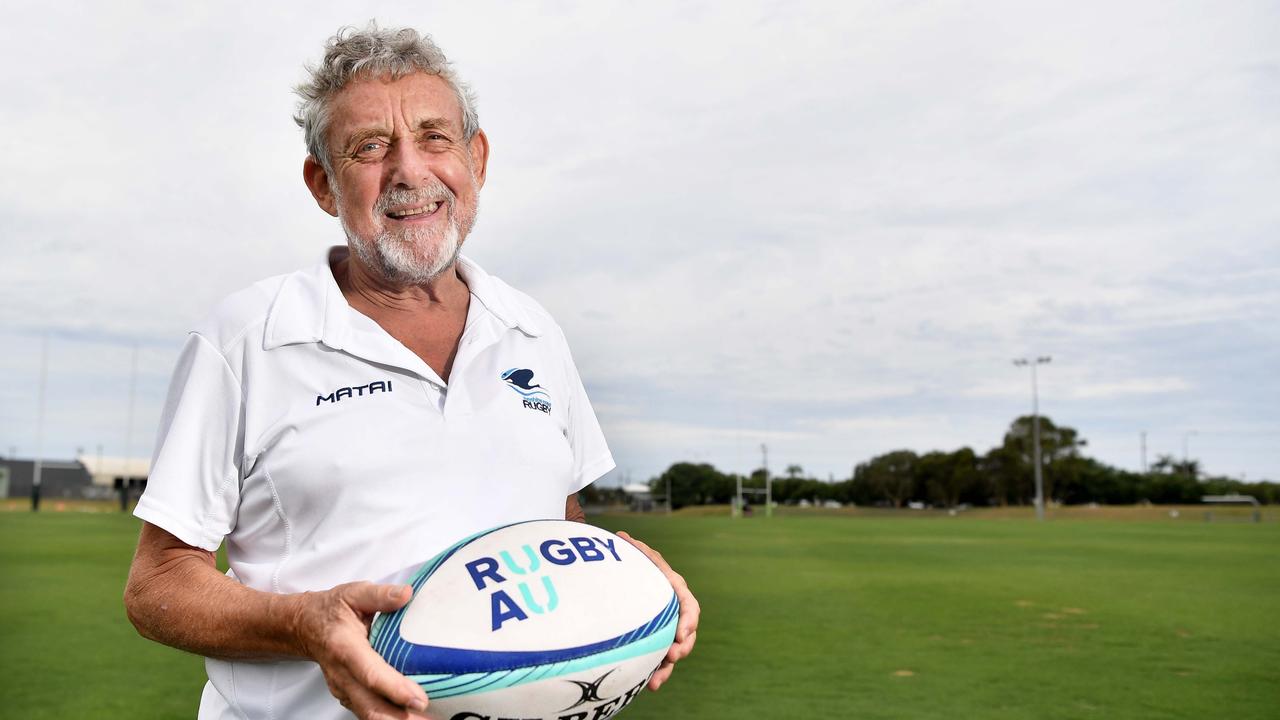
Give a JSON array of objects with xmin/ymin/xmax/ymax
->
[
  {"xmin": 731, "ymin": 443, "xmax": 774, "ymax": 519},
  {"xmin": 732, "ymin": 475, "xmax": 773, "ymax": 519},
  {"xmin": 1201, "ymin": 494, "xmax": 1262, "ymax": 523}
]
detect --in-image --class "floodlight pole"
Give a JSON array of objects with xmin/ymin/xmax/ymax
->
[
  {"xmin": 762, "ymin": 443, "xmax": 772, "ymax": 518},
  {"xmin": 1013, "ymin": 356, "xmax": 1051, "ymax": 521},
  {"xmin": 121, "ymin": 343, "xmax": 138, "ymax": 511},
  {"xmin": 32, "ymin": 335, "xmax": 49, "ymax": 512},
  {"xmin": 1182, "ymin": 430, "xmax": 1197, "ymax": 464},
  {"xmin": 1140, "ymin": 431, "xmax": 1147, "ymax": 473}
]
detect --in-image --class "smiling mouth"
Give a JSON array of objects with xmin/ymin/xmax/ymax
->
[{"xmin": 385, "ymin": 201, "xmax": 441, "ymax": 219}]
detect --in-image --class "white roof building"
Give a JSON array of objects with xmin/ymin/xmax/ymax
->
[
  {"xmin": 621, "ymin": 482, "xmax": 653, "ymax": 497},
  {"xmin": 77, "ymin": 455, "xmax": 151, "ymax": 486}
]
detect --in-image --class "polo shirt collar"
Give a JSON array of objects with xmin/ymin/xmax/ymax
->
[
  {"xmin": 455, "ymin": 255, "xmax": 544, "ymax": 338},
  {"xmin": 263, "ymin": 246, "xmax": 543, "ymax": 351}
]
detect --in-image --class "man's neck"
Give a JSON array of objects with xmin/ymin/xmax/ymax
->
[
  {"xmin": 330, "ymin": 247, "xmax": 472, "ymax": 382},
  {"xmin": 333, "ymin": 248, "xmax": 470, "ymax": 318}
]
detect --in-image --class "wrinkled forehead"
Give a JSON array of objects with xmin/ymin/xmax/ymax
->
[{"xmin": 327, "ymin": 72, "xmax": 465, "ymax": 142}]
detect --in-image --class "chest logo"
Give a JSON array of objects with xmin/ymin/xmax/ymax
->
[
  {"xmin": 501, "ymin": 368, "xmax": 552, "ymax": 414},
  {"xmin": 316, "ymin": 380, "xmax": 393, "ymax": 406}
]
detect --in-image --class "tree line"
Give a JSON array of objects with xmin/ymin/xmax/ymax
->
[{"xmin": 587, "ymin": 415, "xmax": 1277, "ymax": 509}]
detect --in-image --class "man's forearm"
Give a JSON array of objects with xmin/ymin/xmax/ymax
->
[
  {"xmin": 126, "ymin": 522, "xmax": 430, "ymax": 715},
  {"xmin": 124, "ymin": 522, "xmax": 305, "ymax": 660}
]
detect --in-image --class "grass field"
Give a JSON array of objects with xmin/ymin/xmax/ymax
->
[{"xmin": 1, "ymin": 507, "xmax": 1277, "ymax": 719}]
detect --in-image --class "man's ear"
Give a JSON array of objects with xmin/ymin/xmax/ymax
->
[
  {"xmin": 303, "ymin": 156, "xmax": 338, "ymax": 216},
  {"xmin": 469, "ymin": 129, "xmax": 490, "ymax": 189}
]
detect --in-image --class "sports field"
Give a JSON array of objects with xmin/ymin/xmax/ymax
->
[{"xmin": 1, "ymin": 507, "xmax": 1276, "ymax": 719}]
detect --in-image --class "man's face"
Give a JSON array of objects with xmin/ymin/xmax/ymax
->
[{"xmin": 306, "ymin": 72, "xmax": 489, "ymax": 285}]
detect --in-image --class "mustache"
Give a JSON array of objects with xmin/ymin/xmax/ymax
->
[{"xmin": 374, "ymin": 180, "xmax": 456, "ymax": 215}]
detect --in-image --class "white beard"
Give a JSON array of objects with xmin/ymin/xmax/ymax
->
[{"xmin": 340, "ymin": 177, "xmax": 478, "ymax": 286}]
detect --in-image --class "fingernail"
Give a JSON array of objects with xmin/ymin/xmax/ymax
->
[{"xmin": 408, "ymin": 698, "xmax": 428, "ymax": 712}]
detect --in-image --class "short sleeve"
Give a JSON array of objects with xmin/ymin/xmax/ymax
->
[
  {"xmin": 133, "ymin": 332, "xmax": 244, "ymax": 551},
  {"xmin": 560, "ymin": 334, "xmax": 615, "ymax": 494}
]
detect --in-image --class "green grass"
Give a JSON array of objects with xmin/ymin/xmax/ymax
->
[
  {"xmin": 0, "ymin": 511, "xmax": 207, "ymax": 718},
  {"xmin": 1, "ymin": 509, "xmax": 1277, "ymax": 718}
]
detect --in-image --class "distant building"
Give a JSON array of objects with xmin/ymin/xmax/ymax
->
[
  {"xmin": 0, "ymin": 458, "xmax": 92, "ymax": 499},
  {"xmin": 622, "ymin": 482, "xmax": 656, "ymax": 512},
  {"xmin": 78, "ymin": 454, "xmax": 151, "ymax": 491},
  {"xmin": 0, "ymin": 454, "xmax": 150, "ymax": 500}
]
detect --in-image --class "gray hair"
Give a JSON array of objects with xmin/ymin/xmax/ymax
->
[{"xmin": 294, "ymin": 23, "xmax": 479, "ymax": 172}]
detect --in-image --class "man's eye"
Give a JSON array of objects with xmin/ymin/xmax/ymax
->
[{"xmin": 353, "ymin": 140, "xmax": 386, "ymax": 156}]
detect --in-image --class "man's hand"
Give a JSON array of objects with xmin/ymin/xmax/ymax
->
[
  {"xmin": 125, "ymin": 523, "xmax": 429, "ymax": 720},
  {"xmin": 615, "ymin": 531, "xmax": 700, "ymax": 691},
  {"xmin": 291, "ymin": 583, "xmax": 430, "ymax": 719}
]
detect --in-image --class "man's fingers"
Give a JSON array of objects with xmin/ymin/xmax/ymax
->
[
  {"xmin": 347, "ymin": 645, "xmax": 429, "ymax": 712},
  {"xmin": 301, "ymin": 584, "xmax": 429, "ymax": 717},
  {"xmin": 317, "ymin": 603, "xmax": 428, "ymax": 714},
  {"xmin": 675, "ymin": 589, "xmax": 700, "ymax": 643},
  {"xmin": 615, "ymin": 530, "xmax": 650, "ymax": 554},
  {"xmin": 647, "ymin": 661, "xmax": 675, "ymax": 692},
  {"xmin": 342, "ymin": 582, "xmax": 415, "ymax": 614},
  {"xmin": 341, "ymin": 677, "xmax": 427, "ymax": 720},
  {"xmin": 667, "ymin": 630, "xmax": 696, "ymax": 663}
]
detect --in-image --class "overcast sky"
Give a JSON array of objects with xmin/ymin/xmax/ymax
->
[{"xmin": 2, "ymin": 1, "xmax": 1277, "ymax": 485}]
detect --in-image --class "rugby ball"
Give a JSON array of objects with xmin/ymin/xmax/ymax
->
[{"xmin": 370, "ymin": 520, "xmax": 679, "ymax": 720}]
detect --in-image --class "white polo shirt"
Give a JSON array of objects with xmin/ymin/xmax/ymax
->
[{"xmin": 135, "ymin": 247, "xmax": 614, "ymax": 720}]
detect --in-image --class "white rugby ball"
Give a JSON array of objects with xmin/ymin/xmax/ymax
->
[{"xmin": 370, "ymin": 520, "xmax": 679, "ymax": 720}]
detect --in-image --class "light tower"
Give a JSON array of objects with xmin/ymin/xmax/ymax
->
[
  {"xmin": 761, "ymin": 443, "xmax": 772, "ymax": 518},
  {"xmin": 32, "ymin": 335, "xmax": 49, "ymax": 512},
  {"xmin": 1013, "ymin": 356, "xmax": 1052, "ymax": 521}
]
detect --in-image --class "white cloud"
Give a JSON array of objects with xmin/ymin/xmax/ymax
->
[
  {"xmin": 1069, "ymin": 378, "xmax": 1193, "ymax": 399},
  {"xmin": 2, "ymin": 1, "xmax": 1277, "ymax": 484}
]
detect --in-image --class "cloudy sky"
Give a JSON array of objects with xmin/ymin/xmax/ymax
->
[{"xmin": 2, "ymin": 1, "xmax": 1277, "ymax": 485}]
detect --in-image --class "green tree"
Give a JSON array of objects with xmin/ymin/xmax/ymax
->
[
  {"xmin": 980, "ymin": 444, "xmax": 1029, "ymax": 506},
  {"xmin": 1150, "ymin": 454, "xmax": 1200, "ymax": 480},
  {"xmin": 854, "ymin": 450, "xmax": 919, "ymax": 507},
  {"xmin": 1063, "ymin": 457, "xmax": 1140, "ymax": 505},
  {"xmin": 1000, "ymin": 415, "xmax": 1086, "ymax": 503},
  {"xmin": 649, "ymin": 462, "xmax": 734, "ymax": 508},
  {"xmin": 1140, "ymin": 455, "xmax": 1202, "ymax": 503},
  {"xmin": 919, "ymin": 448, "xmax": 980, "ymax": 508}
]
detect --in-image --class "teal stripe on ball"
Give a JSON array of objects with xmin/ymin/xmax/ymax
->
[{"xmin": 408, "ymin": 610, "xmax": 677, "ymax": 699}]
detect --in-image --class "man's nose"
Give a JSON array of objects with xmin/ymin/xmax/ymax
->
[{"xmin": 386, "ymin": 140, "xmax": 434, "ymax": 188}]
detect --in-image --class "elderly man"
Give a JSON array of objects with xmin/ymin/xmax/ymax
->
[{"xmin": 124, "ymin": 24, "xmax": 697, "ymax": 720}]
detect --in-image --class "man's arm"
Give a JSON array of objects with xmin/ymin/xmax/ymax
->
[
  {"xmin": 565, "ymin": 493, "xmax": 586, "ymax": 522},
  {"xmin": 124, "ymin": 522, "xmax": 430, "ymax": 719}
]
